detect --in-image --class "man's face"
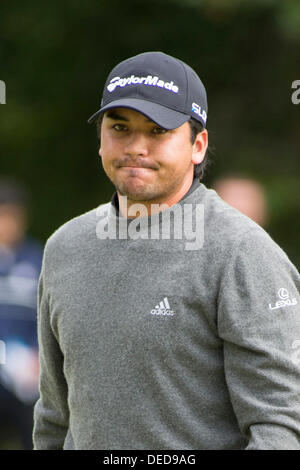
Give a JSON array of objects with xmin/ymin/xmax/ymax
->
[{"xmin": 99, "ymin": 107, "xmax": 207, "ymax": 205}]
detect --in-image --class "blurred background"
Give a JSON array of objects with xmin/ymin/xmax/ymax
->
[{"xmin": 0, "ymin": 0, "xmax": 299, "ymax": 449}]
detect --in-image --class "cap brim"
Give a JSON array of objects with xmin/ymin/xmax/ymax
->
[{"xmin": 87, "ymin": 98, "xmax": 190, "ymax": 130}]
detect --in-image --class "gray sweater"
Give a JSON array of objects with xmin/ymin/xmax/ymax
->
[{"xmin": 33, "ymin": 179, "xmax": 300, "ymax": 450}]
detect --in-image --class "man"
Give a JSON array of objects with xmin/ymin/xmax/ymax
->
[
  {"xmin": 0, "ymin": 178, "xmax": 43, "ymax": 449},
  {"xmin": 33, "ymin": 52, "xmax": 300, "ymax": 450}
]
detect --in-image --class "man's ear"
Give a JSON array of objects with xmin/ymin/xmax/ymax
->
[{"xmin": 191, "ymin": 129, "xmax": 208, "ymax": 165}]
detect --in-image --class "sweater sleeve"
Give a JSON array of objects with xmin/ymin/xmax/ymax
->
[
  {"xmin": 217, "ymin": 227, "xmax": 300, "ymax": 450},
  {"xmin": 32, "ymin": 247, "xmax": 69, "ymax": 450}
]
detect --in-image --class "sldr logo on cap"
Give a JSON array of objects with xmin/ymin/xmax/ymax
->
[
  {"xmin": 192, "ymin": 102, "xmax": 207, "ymax": 124},
  {"xmin": 107, "ymin": 75, "xmax": 179, "ymax": 94}
]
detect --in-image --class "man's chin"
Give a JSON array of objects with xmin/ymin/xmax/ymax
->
[
  {"xmin": 117, "ymin": 189, "xmax": 153, "ymax": 202},
  {"xmin": 116, "ymin": 182, "xmax": 161, "ymax": 201}
]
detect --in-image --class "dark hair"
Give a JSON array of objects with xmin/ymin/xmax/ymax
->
[
  {"xmin": 96, "ymin": 114, "xmax": 209, "ymax": 181},
  {"xmin": 188, "ymin": 118, "xmax": 208, "ymax": 181}
]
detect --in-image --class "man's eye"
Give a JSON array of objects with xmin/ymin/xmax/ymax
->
[
  {"xmin": 113, "ymin": 124, "xmax": 127, "ymax": 131},
  {"xmin": 152, "ymin": 127, "xmax": 167, "ymax": 135}
]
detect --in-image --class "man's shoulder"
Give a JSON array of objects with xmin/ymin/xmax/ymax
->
[
  {"xmin": 199, "ymin": 184, "xmax": 262, "ymax": 237},
  {"xmin": 44, "ymin": 202, "xmax": 111, "ymax": 255},
  {"xmin": 199, "ymin": 185, "xmax": 295, "ymax": 266}
]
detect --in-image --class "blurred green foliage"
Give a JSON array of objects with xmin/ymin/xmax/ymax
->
[{"xmin": 0, "ymin": 0, "xmax": 299, "ymax": 267}]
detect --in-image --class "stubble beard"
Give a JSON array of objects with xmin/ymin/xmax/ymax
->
[
  {"xmin": 114, "ymin": 171, "xmax": 186, "ymax": 205},
  {"xmin": 116, "ymin": 178, "xmax": 163, "ymax": 202}
]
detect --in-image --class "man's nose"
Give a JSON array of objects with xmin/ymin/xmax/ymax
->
[{"xmin": 124, "ymin": 132, "xmax": 148, "ymax": 157}]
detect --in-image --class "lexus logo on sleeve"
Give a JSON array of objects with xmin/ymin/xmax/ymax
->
[{"xmin": 269, "ymin": 288, "xmax": 298, "ymax": 311}]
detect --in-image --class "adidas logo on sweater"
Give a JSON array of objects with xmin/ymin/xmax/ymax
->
[{"xmin": 151, "ymin": 297, "xmax": 174, "ymax": 316}]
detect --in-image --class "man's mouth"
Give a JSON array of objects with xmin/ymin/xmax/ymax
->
[
  {"xmin": 120, "ymin": 165, "xmax": 154, "ymax": 169},
  {"xmin": 117, "ymin": 160, "xmax": 158, "ymax": 170}
]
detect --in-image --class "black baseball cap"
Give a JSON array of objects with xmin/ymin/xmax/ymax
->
[{"xmin": 87, "ymin": 51, "xmax": 208, "ymax": 130}]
